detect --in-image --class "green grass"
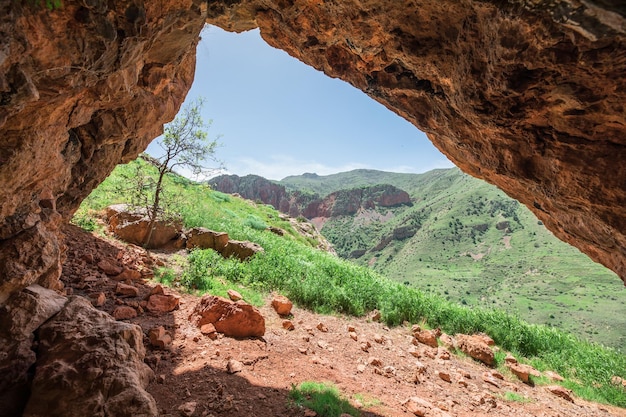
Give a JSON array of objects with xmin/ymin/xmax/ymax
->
[
  {"xmin": 74, "ymin": 158, "xmax": 626, "ymax": 408},
  {"xmin": 289, "ymin": 381, "xmax": 360, "ymax": 417},
  {"xmin": 288, "ymin": 168, "xmax": 626, "ymax": 350},
  {"xmin": 501, "ymin": 391, "xmax": 533, "ymax": 403}
]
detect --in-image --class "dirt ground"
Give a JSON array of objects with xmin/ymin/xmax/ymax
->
[{"xmin": 60, "ymin": 225, "xmax": 626, "ymax": 417}]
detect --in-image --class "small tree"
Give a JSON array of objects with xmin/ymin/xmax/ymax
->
[{"xmin": 143, "ymin": 97, "xmax": 220, "ymax": 247}]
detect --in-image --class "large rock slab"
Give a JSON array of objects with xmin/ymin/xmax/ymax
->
[
  {"xmin": 456, "ymin": 334, "xmax": 495, "ymax": 366},
  {"xmin": 189, "ymin": 295, "xmax": 265, "ymax": 338},
  {"xmin": 107, "ymin": 204, "xmax": 182, "ymax": 249},
  {"xmin": 23, "ymin": 297, "xmax": 157, "ymax": 417},
  {"xmin": 185, "ymin": 227, "xmax": 230, "ymax": 251},
  {"xmin": 0, "ymin": 285, "xmax": 67, "ymax": 417},
  {"xmin": 221, "ymin": 239, "xmax": 264, "ymax": 261}
]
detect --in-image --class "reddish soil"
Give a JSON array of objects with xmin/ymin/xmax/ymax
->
[{"xmin": 61, "ymin": 225, "xmax": 626, "ymax": 417}]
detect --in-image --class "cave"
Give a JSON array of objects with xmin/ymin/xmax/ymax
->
[{"xmin": 0, "ymin": 0, "xmax": 625, "ymax": 414}]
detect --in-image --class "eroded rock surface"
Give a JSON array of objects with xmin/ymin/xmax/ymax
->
[
  {"xmin": 24, "ymin": 297, "xmax": 157, "ymax": 417},
  {"xmin": 0, "ymin": 0, "xmax": 206, "ymax": 302},
  {"xmin": 206, "ymin": 0, "xmax": 626, "ymax": 282},
  {"xmin": 0, "ymin": 0, "xmax": 625, "ymax": 310}
]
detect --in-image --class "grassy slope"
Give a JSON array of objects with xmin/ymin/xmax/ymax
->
[
  {"xmin": 282, "ymin": 169, "xmax": 626, "ymax": 350},
  {"xmin": 73, "ymin": 159, "xmax": 626, "ymax": 407}
]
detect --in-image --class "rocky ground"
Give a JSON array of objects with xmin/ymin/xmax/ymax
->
[{"xmin": 60, "ymin": 224, "xmax": 626, "ymax": 417}]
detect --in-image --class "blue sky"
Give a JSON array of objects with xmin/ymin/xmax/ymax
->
[{"xmin": 147, "ymin": 25, "xmax": 453, "ymax": 180}]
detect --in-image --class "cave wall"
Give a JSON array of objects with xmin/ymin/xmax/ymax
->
[
  {"xmin": 0, "ymin": 0, "xmax": 206, "ymax": 302},
  {"xmin": 0, "ymin": 0, "xmax": 625, "ymax": 305}
]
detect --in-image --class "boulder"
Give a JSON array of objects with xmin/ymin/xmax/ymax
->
[
  {"xmin": 113, "ymin": 306, "xmax": 138, "ymax": 320},
  {"xmin": 271, "ymin": 295, "xmax": 293, "ymax": 316},
  {"xmin": 227, "ymin": 289, "xmax": 243, "ymax": 302},
  {"xmin": 185, "ymin": 227, "xmax": 229, "ymax": 251},
  {"xmin": 221, "ymin": 240, "xmax": 264, "ymax": 261},
  {"xmin": 146, "ymin": 294, "xmax": 180, "ymax": 314},
  {"xmin": 23, "ymin": 297, "xmax": 157, "ymax": 417},
  {"xmin": 413, "ymin": 330, "xmax": 439, "ymax": 348},
  {"xmin": 189, "ymin": 295, "xmax": 265, "ymax": 338},
  {"xmin": 115, "ymin": 282, "xmax": 139, "ymax": 297},
  {"xmin": 0, "ymin": 285, "xmax": 67, "ymax": 416},
  {"xmin": 456, "ymin": 334, "xmax": 494, "ymax": 366},
  {"xmin": 106, "ymin": 204, "xmax": 182, "ymax": 249},
  {"xmin": 507, "ymin": 362, "xmax": 540, "ymax": 384},
  {"xmin": 148, "ymin": 326, "xmax": 172, "ymax": 349}
]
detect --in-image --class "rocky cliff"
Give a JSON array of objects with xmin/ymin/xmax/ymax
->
[
  {"xmin": 210, "ymin": 174, "xmax": 411, "ymax": 218},
  {"xmin": 1, "ymin": 0, "xmax": 625, "ymax": 337}
]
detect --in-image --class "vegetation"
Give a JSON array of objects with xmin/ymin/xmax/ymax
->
[
  {"xmin": 129, "ymin": 98, "xmax": 220, "ymax": 246},
  {"xmin": 281, "ymin": 168, "xmax": 626, "ymax": 349},
  {"xmin": 74, "ymin": 159, "xmax": 626, "ymax": 408},
  {"xmin": 289, "ymin": 381, "xmax": 359, "ymax": 417}
]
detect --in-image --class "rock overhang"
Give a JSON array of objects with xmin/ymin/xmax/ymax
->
[{"xmin": 0, "ymin": 0, "xmax": 624, "ymax": 306}]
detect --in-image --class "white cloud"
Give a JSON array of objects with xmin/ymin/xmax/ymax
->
[{"xmin": 227, "ymin": 155, "xmax": 370, "ymax": 180}]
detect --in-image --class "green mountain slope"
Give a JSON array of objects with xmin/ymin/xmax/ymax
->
[{"xmin": 285, "ymin": 169, "xmax": 626, "ymax": 349}]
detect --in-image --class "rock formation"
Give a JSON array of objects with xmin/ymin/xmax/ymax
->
[
  {"xmin": 0, "ymin": 0, "xmax": 624, "ymax": 377},
  {"xmin": 206, "ymin": 0, "xmax": 626, "ymax": 283}
]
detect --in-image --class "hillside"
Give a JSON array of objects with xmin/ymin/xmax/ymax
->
[
  {"xmin": 71, "ymin": 158, "xmax": 626, "ymax": 411},
  {"xmin": 213, "ymin": 168, "xmax": 626, "ymax": 350}
]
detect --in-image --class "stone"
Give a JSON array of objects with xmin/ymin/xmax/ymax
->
[
  {"xmin": 221, "ymin": 240, "xmax": 264, "ymax": 261},
  {"xmin": 227, "ymin": 359, "xmax": 244, "ymax": 374},
  {"xmin": 271, "ymin": 295, "xmax": 293, "ymax": 316},
  {"xmin": 23, "ymin": 297, "xmax": 157, "ymax": 417},
  {"xmin": 414, "ymin": 330, "xmax": 438, "ymax": 348},
  {"xmin": 368, "ymin": 357, "xmax": 382, "ymax": 367},
  {"xmin": 456, "ymin": 334, "xmax": 494, "ymax": 366},
  {"xmin": 349, "ymin": 331, "xmax": 358, "ymax": 341},
  {"xmin": 282, "ymin": 320, "xmax": 295, "ymax": 331},
  {"xmin": 370, "ymin": 310, "xmax": 382, "ymax": 322},
  {"xmin": 88, "ymin": 292, "xmax": 106, "ymax": 307},
  {"xmin": 178, "ymin": 401, "xmax": 197, "ymax": 417},
  {"xmin": 113, "ymin": 306, "xmax": 138, "ymax": 320},
  {"xmin": 347, "ymin": 325, "xmax": 356, "ymax": 332},
  {"xmin": 148, "ymin": 326, "xmax": 172, "ymax": 349},
  {"xmin": 547, "ymin": 385, "xmax": 575, "ymax": 403},
  {"xmin": 227, "ymin": 289, "xmax": 243, "ymax": 301},
  {"xmin": 200, "ymin": 323, "xmax": 218, "ymax": 339},
  {"xmin": 316, "ymin": 322, "xmax": 329, "ymax": 332},
  {"xmin": 545, "ymin": 371, "xmax": 565, "ymax": 382},
  {"xmin": 438, "ymin": 370, "xmax": 452, "ymax": 383},
  {"xmin": 402, "ymin": 396, "xmax": 434, "ymax": 417},
  {"xmin": 146, "ymin": 294, "xmax": 180, "ymax": 314},
  {"xmin": 107, "ymin": 204, "xmax": 182, "ymax": 249},
  {"xmin": 185, "ymin": 227, "xmax": 230, "ymax": 251},
  {"xmin": 474, "ymin": 333, "xmax": 495, "ymax": 346},
  {"xmin": 189, "ymin": 295, "xmax": 265, "ymax": 338},
  {"xmin": 116, "ymin": 282, "xmax": 139, "ymax": 297},
  {"xmin": 482, "ymin": 372, "xmax": 501, "ymax": 388},
  {"xmin": 113, "ymin": 268, "xmax": 142, "ymax": 282},
  {"xmin": 357, "ymin": 364, "xmax": 366, "ymax": 373},
  {"xmin": 374, "ymin": 333, "xmax": 385, "ymax": 344},
  {"xmin": 439, "ymin": 333, "xmax": 456, "ymax": 350},
  {"xmin": 0, "ymin": 285, "xmax": 68, "ymax": 415},
  {"xmin": 98, "ymin": 259, "xmax": 123, "ymax": 276},
  {"xmin": 507, "ymin": 362, "xmax": 539, "ymax": 384}
]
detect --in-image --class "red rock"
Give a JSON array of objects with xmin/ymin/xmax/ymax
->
[
  {"xmin": 112, "ymin": 306, "xmax": 137, "ymax": 320},
  {"xmin": 316, "ymin": 322, "xmax": 328, "ymax": 332},
  {"xmin": 113, "ymin": 268, "xmax": 142, "ymax": 282},
  {"xmin": 402, "ymin": 396, "xmax": 434, "ymax": 417},
  {"xmin": 507, "ymin": 362, "xmax": 539, "ymax": 383},
  {"xmin": 115, "ymin": 283, "xmax": 139, "ymax": 297},
  {"xmin": 97, "ymin": 259, "xmax": 122, "ymax": 276},
  {"xmin": 368, "ymin": 357, "xmax": 382, "ymax": 367},
  {"xmin": 148, "ymin": 326, "xmax": 172, "ymax": 349},
  {"xmin": 227, "ymin": 289, "xmax": 243, "ymax": 301},
  {"xmin": 185, "ymin": 227, "xmax": 229, "ymax": 251},
  {"xmin": 547, "ymin": 385, "xmax": 575, "ymax": 402},
  {"xmin": 414, "ymin": 330, "xmax": 438, "ymax": 348},
  {"xmin": 146, "ymin": 294, "xmax": 179, "ymax": 314},
  {"xmin": 220, "ymin": 240, "xmax": 264, "ymax": 261},
  {"xmin": 189, "ymin": 295, "xmax": 265, "ymax": 338},
  {"xmin": 545, "ymin": 371, "xmax": 565, "ymax": 382},
  {"xmin": 271, "ymin": 295, "xmax": 293, "ymax": 316},
  {"xmin": 282, "ymin": 320, "xmax": 295, "ymax": 331},
  {"xmin": 107, "ymin": 204, "xmax": 182, "ymax": 249},
  {"xmin": 456, "ymin": 334, "xmax": 494, "ymax": 366},
  {"xmin": 439, "ymin": 333, "xmax": 456, "ymax": 350},
  {"xmin": 226, "ymin": 359, "xmax": 243, "ymax": 374},
  {"xmin": 88, "ymin": 292, "xmax": 106, "ymax": 307},
  {"xmin": 149, "ymin": 284, "xmax": 165, "ymax": 296},
  {"xmin": 438, "ymin": 370, "xmax": 452, "ymax": 383}
]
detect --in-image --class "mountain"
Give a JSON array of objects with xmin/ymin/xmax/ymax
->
[{"xmin": 210, "ymin": 168, "xmax": 626, "ymax": 349}]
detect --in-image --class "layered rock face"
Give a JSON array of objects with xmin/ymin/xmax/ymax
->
[
  {"xmin": 1, "ymin": 0, "xmax": 625, "ymax": 307},
  {"xmin": 207, "ymin": 0, "xmax": 626, "ymax": 283},
  {"xmin": 0, "ymin": 0, "xmax": 206, "ymax": 302}
]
